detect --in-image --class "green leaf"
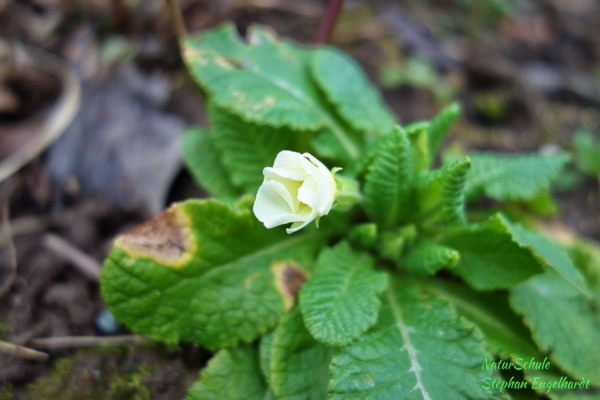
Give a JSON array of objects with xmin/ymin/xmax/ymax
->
[
  {"xmin": 525, "ymin": 368, "xmax": 600, "ymax": 400},
  {"xmin": 417, "ymin": 157, "xmax": 471, "ymax": 226},
  {"xmin": 400, "ymin": 239, "xmax": 459, "ymax": 275},
  {"xmin": 209, "ymin": 103, "xmax": 293, "ymax": 194},
  {"xmin": 298, "ymin": 241, "xmax": 388, "ymax": 346},
  {"xmin": 497, "ymin": 216, "xmax": 588, "ymax": 296},
  {"xmin": 441, "ymin": 157, "xmax": 470, "ymax": 225},
  {"xmin": 568, "ymin": 238, "xmax": 600, "ymax": 302},
  {"xmin": 416, "ymin": 278, "xmax": 540, "ymax": 360},
  {"xmin": 270, "ymin": 308, "xmax": 330, "ymax": 400},
  {"xmin": 183, "ymin": 127, "xmax": 239, "ymax": 202},
  {"xmin": 183, "ymin": 24, "xmax": 361, "ymax": 161},
  {"xmin": 466, "ymin": 152, "xmax": 569, "ymax": 201},
  {"xmin": 510, "ymin": 271, "xmax": 600, "ymax": 385},
  {"xmin": 102, "ymin": 199, "xmax": 325, "ymax": 349},
  {"xmin": 378, "ymin": 224, "xmax": 418, "ymax": 261},
  {"xmin": 348, "ymin": 222, "xmax": 378, "ymax": 249},
  {"xmin": 440, "ymin": 214, "xmax": 543, "ymax": 289},
  {"xmin": 573, "ymin": 129, "xmax": 600, "ymax": 177},
  {"xmin": 428, "ymin": 102, "xmax": 461, "ymax": 160},
  {"xmin": 329, "ymin": 277, "xmax": 493, "ymax": 399},
  {"xmin": 310, "ymin": 47, "xmax": 396, "ymax": 136},
  {"xmin": 520, "ymin": 188, "xmax": 558, "ymax": 217},
  {"xmin": 259, "ymin": 332, "xmax": 274, "ymax": 385},
  {"xmin": 529, "ymin": 369, "xmax": 600, "ymax": 399},
  {"xmin": 406, "ymin": 121, "xmax": 431, "ymax": 172},
  {"xmin": 363, "ymin": 126, "xmax": 413, "ymax": 228},
  {"xmin": 186, "ymin": 346, "xmax": 270, "ymax": 400}
]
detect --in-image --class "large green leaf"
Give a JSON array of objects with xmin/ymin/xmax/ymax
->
[
  {"xmin": 417, "ymin": 278, "xmax": 540, "ymax": 360},
  {"xmin": 183, "ymin": 24, "xmax": 361, "ymax": 161},
  {"xmin": 465, "ymin": 152, "xmax": 569, "ymax": 201},
  {"xmin": 363, "ymin": 126, "xmax": 413, "ymax": 228},
  {"xmin": 298, "ymin": 241, "xmax": 388, "ymax": 346},
  {"xmin": 102, "ymin": 199, "xmax": 325, "ymax": 349},
  {"xmin": 329, "ymin": 277, "xmax": 493, "ymax": 399},
  {"xmin": 510, "ymin": 271, "xmax": 600, "ymax": 385},
  {"xmin": 270, "ymin": 308, "xmax": 330, "ymax": 400},
  {"xmin": 497, "ymin": 216, "xmax": 588, "ymax": 296},
  {"xmin": 310, "ymin": 47, "xmax": 396, "ymax": 136},
  {"xmin": 186, "ymin": 346, "xmax": 270, "ymax": 400},
  {"xmin": 183, "ymin": 127, "xmax": 239, "ymax": 202},
  {"xmin": 441, "ymin": 214, "xmax": 543, "ymax": 289},
  {"xmin": 208, "ymin": 103, "xmax": 294, "ymax": 194}
]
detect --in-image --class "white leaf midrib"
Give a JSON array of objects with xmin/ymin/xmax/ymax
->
[{"xmin": 386, "ymin": 286, "xmax": 432, "ymax": 400}]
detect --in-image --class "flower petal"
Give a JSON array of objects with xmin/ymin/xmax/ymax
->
[
  {"xmin": 253, "ymin": 180, "xmax": 296, "ymax": 226},
  {"xmin": 262, "ymin": 170, "xmax": 302, "ymax": 211},
  {"xmin": 300, "ymin": 153, "xmax": 322, "ymax": 177},
  {"xmin": 286, "ymin": 210, "xmax": 316, "ymax": 234},
  {"xmin": 315, "ymin": 170, "xmax": 337, "ymax": 215},
  {"xmin": 297, "ymin": 176, "xmax": 319, "ymax": 210},
  {"xmin": 269, "ymin": 151, "xmax": 309, "ymax": 180},
  {"xmin": 303, "ymin": 153, "xmax": 336, "ymax": 215},
  {"xmin": 303, "ymin": 153, "xmax": 329, "ymax": 176}
]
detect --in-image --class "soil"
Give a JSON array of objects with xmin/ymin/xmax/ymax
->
[{"xmin": 0, "ymin": 0, "xmax": 599, "ymax": 399}]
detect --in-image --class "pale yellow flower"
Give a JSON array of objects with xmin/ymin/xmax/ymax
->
[{"xmin": 253, "ymin": 151, "xmax": 338, "ymax": 234}]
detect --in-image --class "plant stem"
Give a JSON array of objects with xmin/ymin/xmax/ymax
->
[
  {"xmin": 315, "ymin": 0, "xmax": 345, "ymax": 44},
  {"xmin": 164, "ymin": 0, "xmax": 187, "ymax": 42}
]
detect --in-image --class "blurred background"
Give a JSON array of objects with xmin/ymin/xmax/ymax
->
[{"xmin": 0, "ymin": 0, "xmax": 599, "ymax": 398}]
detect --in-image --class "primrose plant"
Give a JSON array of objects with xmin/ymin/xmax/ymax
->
[{"xmin": 101, "ymin": 24, "xmax": 600, "ymax": 399}]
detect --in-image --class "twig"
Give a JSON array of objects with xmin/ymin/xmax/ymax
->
[
  {"xmin": 30, "ymin": 335, "xmax": 150, "ymax": 349},
  {"xmin": 42, "ymin": 233, "xmax": 102, "ymax": 281},
  {"xmin": 0, "ymin": 215, "xmax": 54, "ymax": 246},
  {"xmin": 0, "ymin": 42, "xmax": 81, "ymax": 183},
  {"xmin": 0, "ymin": 340, "xmax": 49, "ymax": 361},
  {"xmin": 164, "ymin": 0, "xmax": 187, "ymax": 43},
  {"xmin": 315, "ymin": 0, "xmax": 345, "ymax": 44},
  {"xmin": 0, "ymin": 188, "xmax": 17, "ymax": 298}
]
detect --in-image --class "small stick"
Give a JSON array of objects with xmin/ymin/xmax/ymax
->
[
  {"xmin": 0, "ymin": 340, "xmax": 49, "ymax": 361},
  {"xmin": 0, "ymin": 199, "xmax": 17, "ymax": 298},
  {"xmin": 315, "ymin": 0, "xmax": 345, "ymax": 44},
  {"xmin": 30, "ymin": 335, "xmax": 150, "ymax": 349},
  {"xmin": 42, "ymin": 233, "xmax": 102, "ymax": 281},
  {"xmin": 0, "ymin": 215, "xmax": 54, "ymax": 246}
]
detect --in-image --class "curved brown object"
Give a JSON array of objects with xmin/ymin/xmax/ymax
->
[{"xmin": 0, "ymin": 42, "xmax": 81, "ymax": 182}]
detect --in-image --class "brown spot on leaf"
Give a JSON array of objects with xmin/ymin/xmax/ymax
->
[
  {"xmin": 272, "ymin": 262, "xmax": 308, "ymax": 309},
  {"xmin": 116, "ymin": 204, "xmax": 193, "ymax": 268}
]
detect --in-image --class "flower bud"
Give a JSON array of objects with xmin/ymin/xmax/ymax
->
[{"xmin": 253, "ymin": 151, "xmax": 338, "ymax": 234}]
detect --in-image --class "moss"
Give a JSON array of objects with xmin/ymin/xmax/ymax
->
[
  {"xmin": 21, "ymin": 356, "xmax": 85, "ymax": 400},
  {"xmin": 0, "ymin": 385, "xmax": 14, "ymax": 400},
  {"xmin": 19, "ymin": 347, "xmax": 153, "ymax": 400},
  {"xmin": 107, "ymin": 365, "xmax": 152, "ymax": 400}
]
